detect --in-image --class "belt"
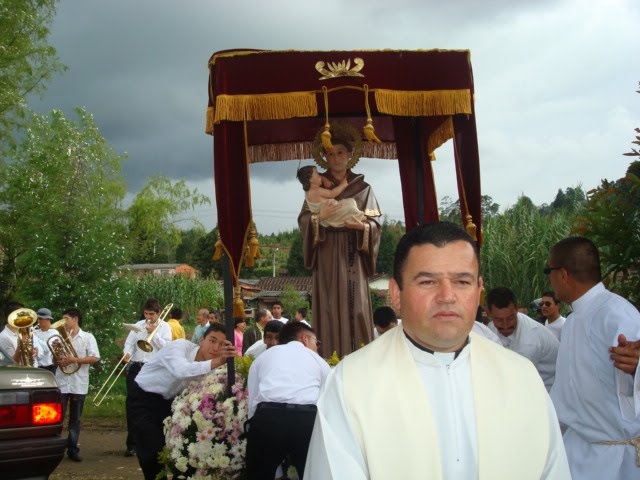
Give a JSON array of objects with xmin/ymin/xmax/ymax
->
[
  {"xmin": 129, "ymin": 361, "xmax": 145, "ymax": 366},
  {"xmin": 258, "ymin": 401, "xmax": 317, "ymax": 412},
  {"xmin": 592, "ymin": 436, "xmax": 640, "ymax": 467}
]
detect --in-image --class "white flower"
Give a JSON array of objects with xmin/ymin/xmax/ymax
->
[{"xmin": 175, "ymin": 456, "xmax": 188, "ymax": 473}]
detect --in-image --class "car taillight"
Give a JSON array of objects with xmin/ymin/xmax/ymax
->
[
  {"xmin": 0, "ymin": 404, "xmax": 31, "ymax": 427},
  {"xmin": 32, "ymin": 403, "xmax": 63, "ymax": 425}
]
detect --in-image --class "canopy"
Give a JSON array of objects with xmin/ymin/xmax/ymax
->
[{"xmin": 206, "ymin": 49, "xmax": 482, "ymax": 290}]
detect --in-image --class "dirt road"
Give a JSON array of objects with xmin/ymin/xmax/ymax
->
[{"xmin": 50, "ymin": 419, "xmax": 143, "ymax": 480}]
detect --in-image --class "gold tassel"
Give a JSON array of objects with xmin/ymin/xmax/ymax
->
[
  {"xmin": 212, "ymin": 231, "xmax": 223, "ymax": 261},
  {"xmin": 363, "ymin": 85, "xmax": 381, "ymax": 143},
  {"xmin": 465, "ymin": 214, "xmax": 477, "ymax": 241},
  {"xmin": 244, "ymin": 224, "xmax": 261, "ymax": 268},
  {"xmin": 321, "ymin": 86, "xmax": 334, "ymax": 152},
  {"xmin": 233, "ymin": 286, "xmax": 245, "ymax": 319}
]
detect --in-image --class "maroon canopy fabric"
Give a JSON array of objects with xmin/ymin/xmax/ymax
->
[{"xmin": 207, "ymin": 49, "xmax": 482, "ymax": 286}]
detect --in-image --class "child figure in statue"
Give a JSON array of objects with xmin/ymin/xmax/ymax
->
[{"xmin": 297, "ymin": 164, "xmax": 366, "ymax": 228}]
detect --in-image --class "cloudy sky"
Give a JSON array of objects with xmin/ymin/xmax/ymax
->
[{"xmin": 34, "ymin": 0, "xmax": 639, "ymax": 234}]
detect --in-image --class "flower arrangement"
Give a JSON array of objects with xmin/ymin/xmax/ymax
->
[{"xmin": 160, "ymin": 359, "xmax": 252, "ymax": 480}]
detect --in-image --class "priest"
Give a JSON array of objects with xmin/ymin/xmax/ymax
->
[
  {"xmin": 304, "ymin": 222, "xmax": 570, "ymax": 479},
  {"xmin": 547, "ymin": 236, "xmax": 640, "ymax": 480}
]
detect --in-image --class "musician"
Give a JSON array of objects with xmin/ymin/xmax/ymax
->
[
  {"xmin": 54, "ymin": 307, "xmax": 100, "ymax": 462},
  {"xmin": 35, "ymin": 307, "xmax": 58, "ymax": 373},
  {"xmin": 130, "ymin": 322, "xmax": 236, "ymax": 480},
  {"xmin": 122, "ymin": 298, "xmax": 172, "ymax": 457},
  {"xmin": 0, "ymin": 302, "xmax": 46, "ymax": 366}
]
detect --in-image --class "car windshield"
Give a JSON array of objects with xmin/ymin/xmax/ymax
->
[{"xmin": 0, "ymin": 344, "xmax": 15, "ymax": 365}]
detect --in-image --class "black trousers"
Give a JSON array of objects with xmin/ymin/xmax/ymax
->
[
  {"xmin": 125, "ymin": 361, "xmax": 143, "ymax": 449},
  {"xmin": 245, "ymin": 402, "xmax": 317, "ymax": 480},
  {"xmin": 128, "ymin": 378, "xmax": 172, "ymax": 480}
]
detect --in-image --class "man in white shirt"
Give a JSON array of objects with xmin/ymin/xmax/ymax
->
[
  {"xmin": 304, "ymin": 222, "xmax": 570, "ymax": 480},
  {"xmin": 547, "ymin": 236, "xmax": 640, "ymax": 480},
  {"xmin": 372, "ymin": 306, "xmax": 399, "ymax": 338},
  {"xmin": 294, "ymin": 307, "xmax": 311, "ymax": 326},
  {"xmin": 487, "ymin": 287, "xmax": 560, "ymax": 391},
  {"xmin": 246, "ymin": 321, "xmax": 330, "ymax": 480},
  {"xmin": 35, "ymin": 307, "xmax": 58, "ymax": 373},
  {"xmin": 244, "ymin": 320, "xmax": 283, "ymax": 359},
  {"xmin": 122, "ymin": 298, "xmax": 172, "ymax": 457},
  {"xmin": 271, "ymin": 300, "xmax": 288, "ymax": 323},
  {"xmin": 55, "ymin": 307, "xmax": 100, "ymax": 462},
  {"xmin": 540, "ymin": 290, "xmax": 566, "ymax": 341},
  {"xmin": 131, "ymin": 322, "xmax": 235, "ymax": 480},
  {"xmin": 0, "ymin": 303, "xmax": 46, "ymax": 367}
]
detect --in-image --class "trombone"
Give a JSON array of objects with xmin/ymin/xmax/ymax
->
[
  {"xmin": 93, "ymin": 303, "xmax": 173, "ymax": 406},
  {"xmin": 47, "ymin": 319, "xmax": 81, "ymax": 375},
  {"xmin": 8, "ymin": 308, "xmax": 37, "ymax": 367}
]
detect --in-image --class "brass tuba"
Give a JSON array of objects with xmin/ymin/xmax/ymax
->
[
  {"xmin": 8, "ymin": 308, "xmax": 37, "ymax": 367},
  {"xmin": 47, "ymin": 319, "xmax": 80, "ymax": 375}
]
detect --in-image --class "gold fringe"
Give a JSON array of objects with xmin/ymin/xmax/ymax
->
[
  {"xmin": 213, "ymin": 92, "xmax": 318, "ymax": 123},
  {"xmin": 205, "ymin": 106, "xmax": 215, "ymax": 135},
  {"xmin": 427, "ymin": 117, "xmax": 454, "ymax": 160},
  {"xmin": 375, "ymin": 89, "xmax": 472, "ymax": 117},
  {"xmin": 247, "ymin": 141, "xmax": 398, "ymax": 163}
]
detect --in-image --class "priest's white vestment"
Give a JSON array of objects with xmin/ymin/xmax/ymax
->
[
  {"xmin": 550, "ymin": 282, "xmax": 640, "ymax": 480},
  {"xmin": 305, "ymin": 326, "xmax": 570, "ymax": 479},
  {"xmin": 490, "ymin": 312, "xmax": 560, "ymax": 391}
]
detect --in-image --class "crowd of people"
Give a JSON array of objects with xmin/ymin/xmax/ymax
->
[{"xmin": 2, "ymin": 221, "xmax": 639, "ymax": 480}]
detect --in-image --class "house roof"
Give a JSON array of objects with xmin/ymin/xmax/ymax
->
[{"xmin": 255, "ymin": 276, "xmax": 313, "ymax": 292}]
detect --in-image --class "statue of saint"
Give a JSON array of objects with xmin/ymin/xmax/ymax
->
[{"xmin": 298, "ymin": 124, "xmax": 382, "ymax": 357}]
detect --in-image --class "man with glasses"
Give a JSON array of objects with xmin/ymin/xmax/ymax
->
[
  {"xmin": 246, "ymin": 321, "xmax": 330, "ymax": 480},
  {"xmin": 547, "ymin": 236, "xmax": 640, "ymax": 480},
  {"xmin": 540, "ymin": 291, "xmax": 565, "ymax": 341}
]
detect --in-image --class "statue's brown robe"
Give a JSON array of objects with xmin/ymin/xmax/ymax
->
[{"xmin": 298, "ymin": 170, "xmax": 382, "ymax": 357}]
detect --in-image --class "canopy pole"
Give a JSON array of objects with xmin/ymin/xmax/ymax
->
[
  {"xmin": 222, "ymin": 253, "xmax": 236, "ymax": 394},
  {"xmin": 412, "ymin": 118, "xmax": 425, "ymax": 225}
]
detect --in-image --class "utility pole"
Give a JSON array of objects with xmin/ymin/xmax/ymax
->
[{"xmin": 272, "ymin": 247, "xmax": 279, "ymax": 277}]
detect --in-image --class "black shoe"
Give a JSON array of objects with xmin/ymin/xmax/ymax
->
[
  {"xmin": 68, "ymin": 452, "xmax": 82, "ymax": 462},
  {"xmin": 125, "ymin": 447, "xmax": 136, "ymax": 457}
]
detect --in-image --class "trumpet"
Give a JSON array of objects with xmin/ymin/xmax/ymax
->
[
  {"xmin": 92, "ymin": 303, "xmax": 173, "ymax": 406},
  {"xmin": 8, "ymin": 308, "xmax": 37, "ymax": 367},
  {"xmin": 47, "ymin": 319, "xmax": 80, "ymax": 375}
]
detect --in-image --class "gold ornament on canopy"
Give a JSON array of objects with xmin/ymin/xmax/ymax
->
[
  {"xmin": 312, "ymin": 121, "xmax": 364, "ymax": 171},
  {"xmin": 315, "ymin": 57, "xmax": 365, "ymax": 80}
]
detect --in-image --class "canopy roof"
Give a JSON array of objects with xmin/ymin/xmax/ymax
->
[{"xmin": 206, "ymin": 49, "xmax": 482, "ymax": 286}]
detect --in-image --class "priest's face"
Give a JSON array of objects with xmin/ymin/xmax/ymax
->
[{"xmin": 390, "ymin": 240, "xmax": 482, "ymax": 352}]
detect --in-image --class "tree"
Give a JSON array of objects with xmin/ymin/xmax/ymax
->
[
  {"xmin": 0, "ymin": 0, "xmax": 66, "ymax": 145},
  {"xmin": 0, "ymin": 108, "xmax": 131, "ymax": 359},
  {"xmin": 279, "ymin": 284, "xmax": 310, "ymax": 323},
  {"xmin": 286, "ymin": 230, "xmax": 308, "ymax": 277},
  {"xmin": 192, "ymin": 227, "xmax": 222, "ymax": 278},
  {"xmin": 573, "ymin": 84, "xmax": 640, "ymax": 306},
  {"xmin": 175, "ymin": 227, "xmax": 206, "ymax": 265},
  {"xmin": 126, "ymin": 176, "xmax": 210, "ymax": 263},
  {"xmin": 439, "ymin": 195, "xmax": 500, "ymax": 224},
  {"xmin": 480, "ymin": 196, "xmax": 575, "ymax": 305},
  {"xmin": 376, "ymin": 218, "xmax": 404, "ymax": 274}
]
